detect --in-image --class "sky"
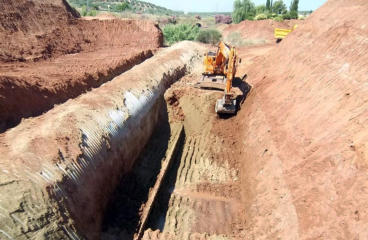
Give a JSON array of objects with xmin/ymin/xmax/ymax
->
[{"xmin": 143, "ymin": 0, "xmax": 327, "ymax": 13}]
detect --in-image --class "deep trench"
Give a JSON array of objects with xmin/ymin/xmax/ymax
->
[
  {"xmin": 100, "ymin": 76, "xmax": 250, "ymax": 240},
  {"xmin": 100, "ymin": 100, "xmax": 184, "ymax": 239}
]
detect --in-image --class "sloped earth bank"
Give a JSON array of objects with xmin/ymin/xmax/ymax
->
[
  {"xmin": 0, "ymin": 41, "xmax": 203, "ymax": 240},
  {"xmin": 234, "ymin": 0, "xmax": 368, "ymax": 239},
  {"xmin": 0, "ymin": 0, "xmax": 163, "ymax": 132},
  {"xmin": 219, "ymin": 19, "xmax": 301, "ymax": 45}
]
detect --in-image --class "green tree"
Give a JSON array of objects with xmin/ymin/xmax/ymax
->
[
  {"xmin": 266, "ymin": 0, "xmax": 271, "ymax": 10},
  {"xmin": 116, "ymin": 2, "xmax": 130, "ymax": 12},
  {"xmin": 256, "ymin": 4, "xmax": 267, "ymax": 14},
  {"xmin": 289, "ymin": 0, "xmax": 299, "ymax": 19},
  {"xmin": 232, "ymin": 0, "xmax": 256, "ymax": 23},
  {"xmin": 272, "ymin": 0, "xmax": 287, "ymax": 14}
]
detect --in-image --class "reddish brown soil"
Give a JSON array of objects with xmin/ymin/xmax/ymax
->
[
  {"xmin": 1, "ymin": 0, "xmax": 367, "ymax": 238},
  {"xmin": 0, "ymin": 0, "xmax": 163, "ymax": 131},
  {"xmin": 221, "ymin": 19, "xmax": 301, "ymax": 43},
  {"xmin": 0, "ymin": 42, "xmax": 201, "ymax": 240},
  {"xmin": 215, "ymin": 0, "xmax": 368, "ymax": 238}
]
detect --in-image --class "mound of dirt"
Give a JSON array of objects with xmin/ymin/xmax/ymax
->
[
  {"xmin": 231, "ymin": 0, "xmax": 368, "ymax": 238},
  {"xmin": 0, "ymin": 0, "xmax": 81, "ymax": 62},
  {"xmin": 0, "ymin": 0, "xmax": 163, "ymax": 132},
  {"xmin": 220, "ymin": 19, "xmax": 301, "ymax": 44}
]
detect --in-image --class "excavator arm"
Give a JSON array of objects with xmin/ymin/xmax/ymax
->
[{"xmin": 225, "ymin": 46, "xmax": 236, "ymax": 95}]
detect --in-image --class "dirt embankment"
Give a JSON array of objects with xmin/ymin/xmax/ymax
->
[
  {"xmin": 231, "ymin": 0, "xmax": 368, "ymax": 238},
  {"xmin": 220, "ymin": 19, "xmax": 301, "ymax": 44},
  {"xmin": 0, "ymin": 41, "xmax": 203, "ymax": 240},
  {"xmin": 0, "ymin": 0, "xmax": 163, "ymax": 132},
  {"xmin": 0, "ymin": 0, "xmax": 81, "ymax": 62}
]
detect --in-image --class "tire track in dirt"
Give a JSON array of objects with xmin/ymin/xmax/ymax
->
[{"xmin": 145, "ymin": 75, "xmax": 244, "ymax": 239}]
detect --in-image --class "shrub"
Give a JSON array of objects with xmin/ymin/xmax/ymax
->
[
  {"xmin": 256, "ymin": 4, "xmax": 267, "ymax": 14},
  {"xmin": 254, "ymin": 13, "xmax": 267, "ymax": 20},
  {"xmin": 289, "ymin": 10, "xmax": 298, "ymax": 19},
  {"xmin": 116, "ymin": 2, "xmax": 130, "ymax": 12},
  {"xmin": 81, "ymin": 6, "xmax": 87, "ymax": 16},
  {"xmin": 196, "ymin": 29, "xmax": 222, "ymax": 44},
  {"xmin": 282, "ymin": 13, "xmax": 291, "ymax": 20},
  {"xmin": 274, "ymin": 16, "xmax": 284, "ymax": 22},
  {"xmin": 80, "ymin": 6, "xmax": 97, "ymax": 16},
  {"xmin": 87, "ymin": 9, "xmax": 97, "ymax": 16},
  {"xmin": 163, "ymin": 24, "xmax": 200, "ymax": 45},
  {"xmin": 90, "ymin": 3, "xmax": 99, "ymax": 10}
]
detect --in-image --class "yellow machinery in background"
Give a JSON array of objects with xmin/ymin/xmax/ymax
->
[
  {"xmin": 274, "ymin": 24, "xmax": 298, "ymax": 42},
  {"xmin": 195, "ymin": 41, "xmax": 238, "ymax": 114}
]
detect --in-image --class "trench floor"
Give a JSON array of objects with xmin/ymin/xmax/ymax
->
[{"xmin": 101, "ymin": 73, "xmax": 245, "ymax": 240}]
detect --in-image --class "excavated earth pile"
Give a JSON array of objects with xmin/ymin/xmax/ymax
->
[
  {"xmin": 229, "ymin": 0, "xmax": 368, "ymax": 238},
  {"xmin": 0, "ymin": 41, "xmax": 203, "ymax": 240},
  {"xmin": 0, "ymin": 0, "xmax": 163, "ymax": 131},
  {"xmin": 220, "ymin": 19, "xmax": 301, "ymax": 44}
]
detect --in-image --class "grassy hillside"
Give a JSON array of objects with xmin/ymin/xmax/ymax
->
[{"xmin": 67, "ymin": 0, "xmax": 183, "ymax": 15}]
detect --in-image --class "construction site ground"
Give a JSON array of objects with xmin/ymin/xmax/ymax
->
[{"xmin": 1, "ymin": 0, "xmax": 368, "ymax": 239}]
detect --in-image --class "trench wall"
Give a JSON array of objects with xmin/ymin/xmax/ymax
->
[{"xmin": 0, "ymin": 41, "xmax": 203, "ymax": 240}]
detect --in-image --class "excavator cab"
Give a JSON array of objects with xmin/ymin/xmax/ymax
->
[{"xmin": 203, "ymin": 51, "xmax": 216, "ymax": 73}]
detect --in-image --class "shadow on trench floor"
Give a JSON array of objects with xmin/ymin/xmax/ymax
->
[
  {"xmin": 145, "ymin": 133, "xmax": 184, "ymax": 232},
  {"xmin": 100, "ymin": 114, "xmax": 184, "ymax": 240}
]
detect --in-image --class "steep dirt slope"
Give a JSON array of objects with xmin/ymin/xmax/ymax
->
[
  {"xmin": 0, "ymin": 0, "xmax": 162, "ymax": 62},
  {"xmin": 220, "ymin": 19, "xmax": 301, "ymax": 44},
  {"xmin": 0, "ymin": 0, "xmax": 163, "ymax": 132},
  {"xmin": 230, "ymin": 0, "xmax": 368, "ymax": 238},
  {"xmin": 0, "ymin": 0, "xmax": 81, "ymax": 62}
]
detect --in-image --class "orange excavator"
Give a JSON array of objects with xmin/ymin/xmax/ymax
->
[{"xmin": 195, "ymin": 41, "xmax": 239, "ymax": 114}]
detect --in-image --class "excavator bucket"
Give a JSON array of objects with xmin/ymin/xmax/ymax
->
[{"xmin": 215, "ymin": 95, "xmax": 237, "ymax": 114}]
